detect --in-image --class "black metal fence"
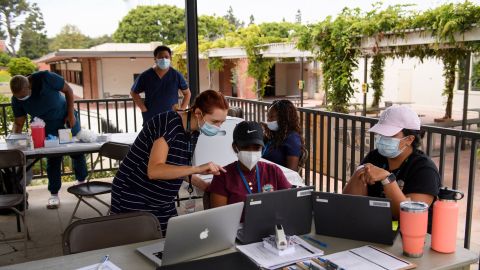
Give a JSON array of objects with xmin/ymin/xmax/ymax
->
[
  {"xmin": 226, "ymin": 96, "xmax": 480, "ymax": 250},
  {"xmin": 1, "ymin": 96, "xmax": 479, "ymax": 249}
]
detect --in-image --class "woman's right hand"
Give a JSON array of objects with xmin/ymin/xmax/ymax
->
[{"xmin": 195, "ymin": 162, "xmax": 226, "ymax": 176}]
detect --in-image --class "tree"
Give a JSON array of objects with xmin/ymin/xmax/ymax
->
[
  {"xmin": 18, "ymin": 3, "xmax": 48, "ymax": 59},
  {"xmin": 113, "ymin": 5, "xmax": 185, "ymax": 44},
  {"xmin": 0, "ymin": 52, "xmax": 11, "ymax": 67},
  {"xmin": 49, "ymin": 24, "xmax": 89, "ymax": 51},
  {"xmin": 0, "ymin": 0, "xmax": 30, "ymax": 56},
  {"xmin": 198, "ymin": 15, "xmax": 235, "ymax": 41},
  {"xmin": 259, "ymin": 22, "xmax": 304, "ymax": 39},
  {"xmin": 295, "ymin": 9, "xmax": 302, "ymax": 24},
  {"xmin": 7, "ymin": 57, "xmax": 36, "ymax": 76},
  {"xmin": 223, "ymin": 6, "xmax": 244, "ymax": 29},
  {"xmin": 86, "ymin": 35, "xmax": 113, "ymax": 48},
  {"xmin": 249, "ymin": 15, "xmax": 255, "ymax": 25}
]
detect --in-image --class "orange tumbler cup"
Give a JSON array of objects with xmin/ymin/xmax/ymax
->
[
  {"xmin": 31, "ymin": 126, "xmax": 45, "ymax": 148},
  {"xmin": 400, "ymin": 201, "xmax": 429, "ymax": 258}
]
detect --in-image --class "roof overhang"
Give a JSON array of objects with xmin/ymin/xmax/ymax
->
[
  {"xmin": 206, "ymin": 47, "xmax": 247, "ymax": 59},
  {"xmin": 260, "ymin": 42, "xmax": 312, "ymax": 58},
  {"xmin": 358, "ymin": 26, "xmax": 480, "ymax": 55},
  {"xmin": 36, "ymin": 50, "xmax": 153, "ymax": 64}
]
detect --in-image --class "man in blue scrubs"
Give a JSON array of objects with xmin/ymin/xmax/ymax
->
[
  {"xmin": 10, "ymin": 71, "xmax": 87, "ymax": 209},
  {"xmin": 130, "ymin": 45, "xmax": 191, "ymax": 123}
]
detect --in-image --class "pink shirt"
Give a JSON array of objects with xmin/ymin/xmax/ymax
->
[{"xmin": 208, "ymin": 161, "xmax": 292, "ymax": 205}]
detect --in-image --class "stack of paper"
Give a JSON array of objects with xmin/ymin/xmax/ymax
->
[
  {"xmin": 322, "ymin": 245, "xmax": 415, "ymax": 270},
  {"xmin": 236, "ymin": 235, "xmax": 324, "ymax": 270}
]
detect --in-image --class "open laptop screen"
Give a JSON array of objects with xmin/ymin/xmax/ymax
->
[
  {"xmin": 312, "ymin": 192, "xmax": 397, "ymax": 245},
  {"xmin": 238, "ymin": 186, "xmax": 315, "ymax": 244}
]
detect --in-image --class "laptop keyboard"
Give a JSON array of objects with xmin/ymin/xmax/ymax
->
[{"xmin": 153, "ymin": 251, "xmax": 163, "ymax": 260}]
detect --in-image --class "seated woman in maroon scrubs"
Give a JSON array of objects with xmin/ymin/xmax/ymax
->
[{"xmin": 209, "ymin": 121, "xmax": 291, "ymax": 208}]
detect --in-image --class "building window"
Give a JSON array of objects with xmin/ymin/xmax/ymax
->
[{"xmin": 458, "ymin": 54, "xmax": 480, "ymax": 92}]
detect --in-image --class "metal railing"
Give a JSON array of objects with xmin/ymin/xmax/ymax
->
[
  {"xmin": 0, "ymin": 98, "xmax": 144, "ymax": 179},
  {"xmin": 226, "ymin": 96, "xmax": 480, "ymax": 250},
  {"xmin": 1, "ymin": 96, "xmax": 479, "ymax": 249}
]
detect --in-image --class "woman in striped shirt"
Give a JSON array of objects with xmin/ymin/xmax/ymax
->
[{"xmin": 111, "ymin": 90, "xmax": 229, "ymax": 234}]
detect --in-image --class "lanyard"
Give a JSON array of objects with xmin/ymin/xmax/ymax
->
[
  {"xmin": 262, "ymin": 141, "xmax": 271, "ymax": 156},
  {"xmin": 236, "ymin": 162, "xmax": 261, "ymax": 194},
  {"xmin": 186, "ymin": 111, "xmax": 193, "ymax": 194}
]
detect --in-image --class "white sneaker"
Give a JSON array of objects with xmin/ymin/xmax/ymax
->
[
  {"xmin": 47, "ymin": 195, "xmax": 60, "ymax": 209},
  {"xmin": 74, "ymin": 180, "xmax": 86, "ymax": 186}
]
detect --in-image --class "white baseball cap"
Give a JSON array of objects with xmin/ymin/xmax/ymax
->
[{"xmin": 368, "ymin": 106, "xmax": 421, "ymax": 136}]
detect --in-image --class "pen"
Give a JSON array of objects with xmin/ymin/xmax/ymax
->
[
  {"xmin": 97, "ymin": 255, "xmax": 109, "ymax": 270},
  {"xmin": 303, "ymin": 235, "xmax": 328, "ymax": 248}
]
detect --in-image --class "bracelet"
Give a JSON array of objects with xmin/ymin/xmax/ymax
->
[{"xmin": 381, "ymin": 173, "xmax": 396, "ymax": 186}]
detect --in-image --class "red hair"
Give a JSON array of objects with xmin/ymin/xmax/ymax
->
[{"xmin": 191, "ymin": 89, "xmax": 229, "ymax": 114}]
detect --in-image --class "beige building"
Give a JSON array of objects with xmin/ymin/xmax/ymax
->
[{"xmin": 36, "ymin": 42, "xmax": 320, "ymax": 101}]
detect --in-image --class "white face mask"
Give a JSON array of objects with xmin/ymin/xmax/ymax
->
[
  {"xmin": 17, "ymin": 95, "xmax": 30, "ymax": 101},
  {"xmin": 237, "ymin": 150, "xmax": 262, "ymax": 170},
  {"xmin": 266, "ymin": 121, "xmax": 279, "ymax": 131}
]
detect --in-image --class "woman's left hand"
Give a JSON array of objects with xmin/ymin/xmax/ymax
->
[{"xmin": 363, "ymin": 163, "xmax": 390, "ymax": 185}]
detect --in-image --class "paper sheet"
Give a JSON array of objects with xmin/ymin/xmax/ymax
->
[{"xmin": 75, "ymin": 261, "xmax": 122, "ymax": 270}]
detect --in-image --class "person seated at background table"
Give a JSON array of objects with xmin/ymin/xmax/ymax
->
[
  {"xmin": 209, "ymin": 121, "xmax": 291, "ymax": 208},
  {"xmin": 262, "ymin": 99, "xmax": 304, "ymax": 172},
  {"xmin": 343, "ymin": 106, "xmax": 440, "ymax": 232},
  {"xmin": 10, "ymin": 72, "xmax": 87, "ymax": 209},
  {"xmin": 110, "ymin": 90, "xmax": 228, "ymax": 235}
]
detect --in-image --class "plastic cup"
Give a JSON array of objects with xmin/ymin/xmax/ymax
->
[
  {"xmin": 400, "ymin": 201, "xmax": 429, "ymax": 257},
  {"xmin": 31, "ymin": 126, "xmax": 45, "ymax": 148}
]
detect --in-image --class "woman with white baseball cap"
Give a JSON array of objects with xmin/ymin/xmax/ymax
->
[{"xmin": 343, "ymin": 106, "xmax": 441, "ymax": 232}]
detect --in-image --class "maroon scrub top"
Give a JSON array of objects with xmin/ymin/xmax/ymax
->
[{"xmin": 209, "ymin": 161, "xmax": 292, "ymax": 205}]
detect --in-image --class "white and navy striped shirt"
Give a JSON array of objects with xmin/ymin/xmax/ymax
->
[{"xmin": 110, "ymin": 111, "xmax": 198, "ymax": 234}]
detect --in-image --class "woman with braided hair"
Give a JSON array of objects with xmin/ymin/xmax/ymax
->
[{"xmin": 262, "ymin": 99, "xmax": 305, "ymax": 171}]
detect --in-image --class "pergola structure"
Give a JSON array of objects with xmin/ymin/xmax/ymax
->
[{"xmin": 357, "ymin": 26, "xmax": 480, "ymax": 131}]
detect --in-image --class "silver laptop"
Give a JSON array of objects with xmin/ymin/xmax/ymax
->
[{"xmin": 137, "ymin": 202, "xmax": 244, "ymax": 266}]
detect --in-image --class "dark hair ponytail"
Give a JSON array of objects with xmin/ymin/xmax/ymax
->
[{"xmin": 402, "ymin": 128, "xmax": 425, "ymax": 149}]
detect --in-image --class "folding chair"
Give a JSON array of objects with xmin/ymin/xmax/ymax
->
[
  {"xmin": 67, "ymin": 142, "xmax": 130, "ymax": 224},
  {"xmin": 62, "ymin": 211, "xmax": 162, "ymax": 255},
  {"xmin": 0, "ymin": 149, "xmax": 29, "ymax": 257}
]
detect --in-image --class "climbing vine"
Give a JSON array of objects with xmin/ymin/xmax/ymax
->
[
  {"xmin": 370, "ymin": 54, "xmax": 385, "ymax": 108},
  {"xmin": 298, "ymin": 1, "xmax": 480, "ymax": 113}
]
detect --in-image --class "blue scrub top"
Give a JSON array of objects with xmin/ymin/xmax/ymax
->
[
  {"xmin": 131, "ymin": 67, "xmax": 188, "ymax": 122},
  {"xmin": 262, "ymin": 131, "xmax": 302, "ymax": 167},
  {"xmin": 11, "ymin": 71, "xmax": 75, "ymax": 136}
]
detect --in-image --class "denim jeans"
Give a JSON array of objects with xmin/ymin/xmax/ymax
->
[{"xmin": 47, "ymin": 154, "xmax": 87, "ymax": 195}]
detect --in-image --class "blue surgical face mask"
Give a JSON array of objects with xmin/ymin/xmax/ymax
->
[
  {"xmin": 199, "ymin": 116, "xmax": 221, "ymax": 136},
  {"xmin": 17, "ymin": 95, "xmax": 30, "ymax": 101},
  {"xmin": 375, "ymin": 135, "xmax": 407, "ymax": 158},
  {"xmin": 156, "ymin": 58, "xmax": 170, "ymax": 70},
  {"xmin": 266, "ymin": 121, "xmax": 279, "ymax": 131}
]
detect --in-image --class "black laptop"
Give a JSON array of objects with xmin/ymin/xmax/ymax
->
[
  {"xmin": 237, "ymin": 186, "xmax": 315, "ymax": 244},
  {"xmin": 312, "ymin": 192, "xmax": 398, "ymax": 245}
]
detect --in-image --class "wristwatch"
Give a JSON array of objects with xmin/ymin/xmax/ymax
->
[{"xmin": 381, "ymin": 173, "xmax": 396, "ymax": 186}]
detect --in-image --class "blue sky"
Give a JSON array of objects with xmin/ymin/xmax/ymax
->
[{"xmin": 32, "ymin": 0, "xmax": 480, "ymax": 38}]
